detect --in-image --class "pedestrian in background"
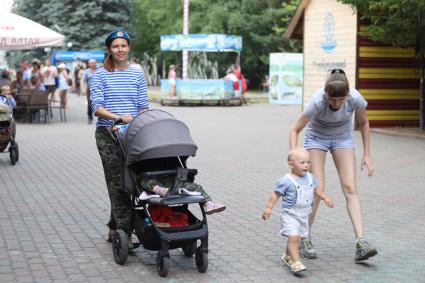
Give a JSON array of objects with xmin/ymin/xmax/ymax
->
[
  {"xmin": 71, "ymin": 58, "xmax": 83, "ymax": 95},
  {"xmin": 30, "ymin": 59, "xmax": 44, "ymax": 88},
  {"xmin": 90, "ymin": 29, "xmax": 149, "ymax": 245},
  {"xmin": 56, "ymin": 63, "xmax": 69, "ymax": 106},
  {"xmin": 289, "ymin": 69, "xmax": 377, "ymax": 262},
  {"xmin": 129, "ymin": 57, "xmax": 143, "ymax": 72},
  {"xmin": 81, "ymin": 59, "xmax": 97, "ymax": 124},
  {"xmin": 0, "ymin": 70, "xmax": 11, "ymax": 88},
  {"xmin": 11, "ymin": 70, "xmax": 24, "ymax": 94},
  {"xmin": 21, "ymin": 61, "xmax": 31, "ymax": 87},
  {"xmin": 231, "ymin": 64, "xmax": 247, "ymax": 104},
  {"xmin": 168, "ymin": 64, "xmax": 177, "ymax": 99},
  {"xmin": 42, "ymin": 59, "xmax": 58, "ymax": 102},
  {"xmin": 29, "ymin": 74, "xmax": 46, "ymax": 92}
]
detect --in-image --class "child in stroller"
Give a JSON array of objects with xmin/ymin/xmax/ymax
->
[
  {"xmin": 0, "ymin": 85, "xmax": 16, "ymax": 112},
  {"xmin": 0, "ymin": 85, "xmax": 19, "ymax": 165},
  {"xmin": 111, "ymin": 109, "xmax": 218, "ymax": 277},
  {"xmin": 139, "ymin": 174, "xmax": 226, "ymax": 215}
]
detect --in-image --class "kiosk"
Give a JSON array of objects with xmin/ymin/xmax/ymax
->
[{"xmin": 160, "ymin": 34, "xmax": 243, "ymax": 106}]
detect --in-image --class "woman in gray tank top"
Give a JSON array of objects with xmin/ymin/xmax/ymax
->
[{"xmin": 289, "ymin": 69, "xmax": 378, "ymax": 262}]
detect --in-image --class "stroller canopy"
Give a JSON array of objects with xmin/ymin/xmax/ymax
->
[{"xmin": 121, "ymin": 110, "xmax": 198, "ymax": 165}]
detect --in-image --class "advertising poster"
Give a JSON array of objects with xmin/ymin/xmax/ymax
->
[
  {"xmin": 160, "ymin": 79, "xmax": 234, "ymax": 100},
  {"xmin": 268, "ymin": 53, "xmax": 303, "ymax": 105},
  {"xmin": 160, "ymin": 34, "xmax": 242, "ymax": 52}
]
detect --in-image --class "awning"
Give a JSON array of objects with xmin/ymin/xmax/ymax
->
[{"xmin": 0, "ymin": 12, "xmax": 64, "ymax": 50}]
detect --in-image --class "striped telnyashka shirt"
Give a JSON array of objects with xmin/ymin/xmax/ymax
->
[{"xmin": 90, "ymin": 67, "xmax": 149, "ymax": 127}]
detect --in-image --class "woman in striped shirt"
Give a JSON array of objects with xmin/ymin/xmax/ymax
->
[{"xmin": 90, "ymin": 29, "xmax": 149, "ymax": 245}]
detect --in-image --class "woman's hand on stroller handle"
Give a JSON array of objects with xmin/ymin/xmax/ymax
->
[{"xmin": 111, "ymin": 114, "xmax": 131, "ymax": 131}]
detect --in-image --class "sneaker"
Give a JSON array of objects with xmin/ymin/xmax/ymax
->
[
  {"xmin": 355, "ymin": 239, "xmax": 377, "ymax": 261},
  {"xmin": 300, "ymin": 236, "xmax": 317, "ymax": 259},
  {"xmin": 281, "ymin": 253, "xmax": 292, "ymax": 267},
  {"xmin": 290, "ymin": 261, "xmax": 306, "ymax": 273},
  {"xmin": 107, "ymin": 229, "xmax": 115, "ymax": 242},
  {"xmin": 204, "ymin": 201, "xmax": 226, "ymax": 215}
]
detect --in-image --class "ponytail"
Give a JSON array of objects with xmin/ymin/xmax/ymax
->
[{"xmin": 103, "ymin": 53, "xmax": 114, "ymax": 72}]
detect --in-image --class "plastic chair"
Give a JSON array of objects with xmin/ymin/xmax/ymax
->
[{"xmin": 28, "ymin": 90, "xmax": 49, "ymax": 123}]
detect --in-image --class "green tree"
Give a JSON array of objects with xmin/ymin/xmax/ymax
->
[
  {"xmin": 12, "ymin": 0, "xmax": 131, "ymax": 50},
  {"xmin": 129, "ymin": 0, "xmax": 182, "ymax": 79},
  {"xmin": 338, "ymin": 0, "xmax": 425, "ymax": 129},
  {"xmin": 129, "ymin": 0, "xmax": 301, "ymax": 87}
]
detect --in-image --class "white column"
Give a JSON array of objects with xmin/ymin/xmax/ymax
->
[{"xmin": 182, "ymin": 0, "xmax": 189, "ymax": 79}]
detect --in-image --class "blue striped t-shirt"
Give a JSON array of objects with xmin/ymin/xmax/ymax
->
[{"xmin": 90, "ymin": 67, "xmax": 149, "ymax": 127}]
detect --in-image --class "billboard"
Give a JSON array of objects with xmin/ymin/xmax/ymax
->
[
  {"xmin": 160, "ymin": 79, "xmax": 235, "ymax": 100},
  {"xmin": 160, "ymin": 34, "xmax": 242, "ymax": 52},
  {"xmin": 54, "ymin": 51, "xmax": 105, "ymax": 61},
  {"xmin": 268, "ymin": 53, "xmax": 303, "ymax": 105}
]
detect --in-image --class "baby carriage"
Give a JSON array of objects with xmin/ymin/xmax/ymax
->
[
  {"xmin": 111, "ymin": 109, "xmax": 209, "ymax": 277},
  {"xmin": 0, "ymin": 95, "xmax": 19, "ymax": 165}
]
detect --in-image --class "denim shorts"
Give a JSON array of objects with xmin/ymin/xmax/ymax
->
[{"xmin": 304, "ymin": 134, "xmax": 355, "ymax": 152}]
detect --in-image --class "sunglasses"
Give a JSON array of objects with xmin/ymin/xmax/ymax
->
[{"xmin": 330, "ymin": 69, "xmax": 346, "ymax": 75}]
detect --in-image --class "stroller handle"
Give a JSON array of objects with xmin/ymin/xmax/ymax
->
[{"xmin": 111, "ymin": 118, "xmax": 124, "ymax": 129}]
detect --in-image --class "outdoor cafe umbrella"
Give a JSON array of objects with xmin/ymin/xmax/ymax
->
[{"xmin": 0, "ymin": 12, "xmax": 64, "ymax": 50}]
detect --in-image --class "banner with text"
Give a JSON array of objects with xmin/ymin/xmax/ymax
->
[{"xmin": 160, "ymin": 34, "xmax": 242, "ymax": 52}]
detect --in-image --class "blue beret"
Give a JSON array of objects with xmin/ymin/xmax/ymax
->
[{"xmin": 105, "ymin": 30, "xmax": 131, "ymax": 47}]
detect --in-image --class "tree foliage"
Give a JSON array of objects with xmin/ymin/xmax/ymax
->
[
  {"xmin": 12, "ymin": 0, "xmax": 131, "ymax": 50},
  {"xmin": 338, "ymin": 0, "xmax": 425, "ymax": 66},
  {"xmin": 130, "ymin": 0, "xmax": 301, "ymax": 87},
  {"xmin": 11, "ymin": 0, "xmax": 301, "ymax": 87}
]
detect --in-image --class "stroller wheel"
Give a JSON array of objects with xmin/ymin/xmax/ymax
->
[
  {"xmin": 195, "ymin": 248, "xmax": 208, "ymax": 273},
  {"xmin": 13, "ymin": 142, "xmax": 19, "ymax": 162},
  {"xmin": 9, "ymin": 144, "xmax": 18, "ymax": 165},
  {"xmin": 112, "ymin": 229, "xmax": 128, "ymax": 265},
  {"xmin": 156, "ymin": 251, "xmax": 169, "ymax": 277},
  {"xmin": 182, "ymin": 241, "xmax": 197, "ymax": 257}
]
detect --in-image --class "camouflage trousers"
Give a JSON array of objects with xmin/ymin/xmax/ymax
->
[{"xmin": 95, "ymin": 127, "xmax": 132, "ymax": 234}]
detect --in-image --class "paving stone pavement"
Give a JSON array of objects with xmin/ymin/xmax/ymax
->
[{"xmin": 0, "ymin": 93, "xmax": 424, "ymax": 283}]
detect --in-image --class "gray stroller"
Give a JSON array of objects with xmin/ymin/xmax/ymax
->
[{"xmin": 111, "ymin": 109, "xmax": 209, "ymax": 277}]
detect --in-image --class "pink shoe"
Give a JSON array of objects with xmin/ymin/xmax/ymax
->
[{"xmin": 204, "ymin": 201, "xmax": 226, "ymax": 215}]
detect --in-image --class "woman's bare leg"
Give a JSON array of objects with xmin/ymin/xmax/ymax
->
[
  {"xmin": 332, "ymin": 148, "xmax": 363, "ymax": 239},
  {"xmin": 298, "ymin": 149, "xmax": 326, "ymax": 259},
  {"xmin": 307, "ymin": 149, "xmax": 327, "ymax": 229},
  {"xmin": 169, "ymin": 84, "xmax": 175, "ymax": 98}
]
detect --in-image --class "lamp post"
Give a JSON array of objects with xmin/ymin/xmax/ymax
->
[{"xmin": 66, "ymin": 42, "xmax": 73, "ymax": 50}]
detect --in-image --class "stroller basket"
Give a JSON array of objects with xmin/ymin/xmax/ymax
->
[{"xmin": 134, "ymin": 206, "xmax": 207, "ymax": 250}]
